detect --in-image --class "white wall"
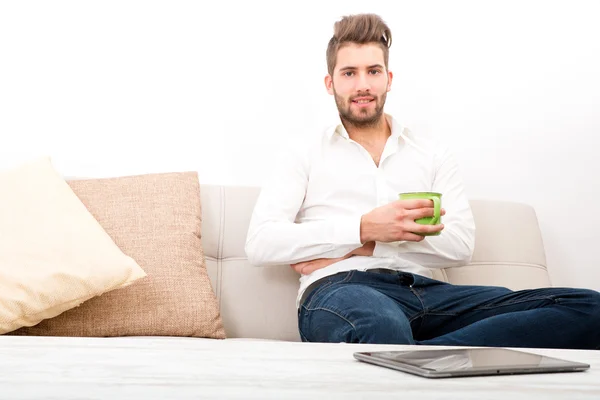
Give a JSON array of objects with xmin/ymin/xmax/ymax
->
[{"xmin": 1, "ymin": 0, "xmax": 599, "ymax": 290}]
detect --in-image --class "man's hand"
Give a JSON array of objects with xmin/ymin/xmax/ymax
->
[
  {"xmin": 360, "ymin": 199, "xmax": 446, "ymax": 243},
  {"xmin": 291, "ymin": 241, "xmax": 375, "ymax": 275}
]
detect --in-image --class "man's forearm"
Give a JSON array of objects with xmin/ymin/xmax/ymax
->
[
  {"xmin": 245, "ymin": 217, "xmax": 364, "ymax": 266},
  {"xmin": 372, "ymin": 226, "xmax": 474, "ymax": 267}
]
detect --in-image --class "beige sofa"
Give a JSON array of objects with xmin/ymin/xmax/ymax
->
[
  {"xmin": 6, "ymin": 176, "xmax": 599, "ymax": 400},
  {"xmin": 200, "ymin": 184, "xmax": 552, "ymax": 342}
]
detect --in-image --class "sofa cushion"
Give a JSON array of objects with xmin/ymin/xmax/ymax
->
[
  {"xmin": 0, "ymin": 157, "xmax": 147, "ymax": 335},
  {"xmin": 11, "ymin": 170, "xmax": 226, "ymax": 339}
]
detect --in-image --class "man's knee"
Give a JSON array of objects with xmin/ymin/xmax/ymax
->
[
  {"xmin": 575, "ymin": 289, "xmax": 600, "ymax": 324},
  {"xmin": 581, "ymin": 288, "xmax": 600, "ymax": 306}
]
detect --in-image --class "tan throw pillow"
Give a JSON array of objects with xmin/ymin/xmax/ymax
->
[
  {"xmin": 0, "ymin": 157, "xmax": 147, "ymax": 335},
  {"xmin": 11, "ymin": 169, "xmax": 226, "ymax": 339}
]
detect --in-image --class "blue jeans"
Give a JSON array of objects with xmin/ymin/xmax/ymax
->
[{"xmin": 297, "ymin": 269, "xmax": 600, "ymax": 349}]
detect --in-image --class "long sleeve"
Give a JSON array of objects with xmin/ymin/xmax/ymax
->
[
  {"xmin": 244, "ymin": 140, "xmax": 364, "ymax": 266},
  {"xmin": 372, "ymin": 144, "xmax": 476, "ymax": 268}
]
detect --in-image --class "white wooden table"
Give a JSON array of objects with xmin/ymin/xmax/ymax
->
[{"xmin": 1, "ymin": 336, "xmax": 598, "ymax": 399}]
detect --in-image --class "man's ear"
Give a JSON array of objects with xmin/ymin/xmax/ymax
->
[
  {"xmin": 387, "ymin": 71, "xmax": 393, "ymax": 92},
  {"xmin": 325, "ymin": 75, "xmax": 334, "ymax": 95}
]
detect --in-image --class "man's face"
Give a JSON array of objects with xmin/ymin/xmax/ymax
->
[{"xmin": 325, "ymin": 43, "xmax": 393, "ymax": 127}]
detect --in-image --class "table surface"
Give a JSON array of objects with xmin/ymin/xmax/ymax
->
[{"xmin": 1, "ymin": 335, "xmax": 598, "ymax": 399}]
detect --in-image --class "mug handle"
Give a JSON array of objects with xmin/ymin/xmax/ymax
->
[{"xmin": 430, "ymin": 196, "xmax": 441, "ymax": 224}]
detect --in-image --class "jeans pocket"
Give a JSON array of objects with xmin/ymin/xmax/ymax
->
[
  {"xmin": 304, "ymin": 281, "xmax": 334, "ymax": 310},
  {"xmin": 305, "ymin": 270, "xmax": 356, "ymax": 310}
]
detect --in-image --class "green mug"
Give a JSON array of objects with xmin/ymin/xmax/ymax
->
[{"xmin": 398, "ymin": 192, "xmax": 442, "ymax": 236}]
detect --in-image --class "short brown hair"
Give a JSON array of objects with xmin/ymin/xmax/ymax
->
[{"xmin": 326, "ymin": 13, "xmax": 392, "ymax": 76}]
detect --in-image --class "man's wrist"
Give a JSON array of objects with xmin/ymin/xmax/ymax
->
[{"xmin": 359, "ymin": 214, "xmax": 373, "ymax": 243}]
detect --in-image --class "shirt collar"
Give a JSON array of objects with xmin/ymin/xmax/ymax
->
[{"xmin": 328, "ymin": 113, "xmax": 405, "ymax": 142}]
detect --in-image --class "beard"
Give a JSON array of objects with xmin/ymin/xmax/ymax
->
[{"xmin": 333, "ymin": 89, "xmax": 387, "ymax": 129}]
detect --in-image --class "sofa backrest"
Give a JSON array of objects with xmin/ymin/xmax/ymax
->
[{"xmin": 200, "ymin": 184, "xmax": 552, "ymax": 341}]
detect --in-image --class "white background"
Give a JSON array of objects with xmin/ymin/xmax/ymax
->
[{"xmin": 1, "ymin": 0, "xmax": 599, "ymax": 290}]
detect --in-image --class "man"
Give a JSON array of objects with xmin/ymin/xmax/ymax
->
[{"xmin": 245, "ymin": 13, "xmax": 600, "ymax": 349}]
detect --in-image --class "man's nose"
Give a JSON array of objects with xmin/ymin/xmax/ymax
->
[{"xmin": 356, "ymin": 72, "xmax": 371, "ymax": 92}]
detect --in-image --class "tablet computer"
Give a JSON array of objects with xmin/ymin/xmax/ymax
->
[{"xmin": 353, "ymin": 348, "xmax": 590, "ymax": 378}]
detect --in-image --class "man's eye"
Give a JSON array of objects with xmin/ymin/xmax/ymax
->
[
  {"xmin": 369, "ymin": 70, "xmax": 381, "ymax": 75},
  {"xmin": 343, "ymin": 71, "xmax": 354, "ymax": 77}
]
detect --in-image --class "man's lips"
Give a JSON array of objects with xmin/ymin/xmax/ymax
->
[{"xmin": 352, "ymin": 97, "xmax": 375, "ymax": 107}]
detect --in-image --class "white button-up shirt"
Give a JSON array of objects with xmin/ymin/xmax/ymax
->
[{"xmin": 245, "ymin": 114, "xmax": 476, "ymax": 307}]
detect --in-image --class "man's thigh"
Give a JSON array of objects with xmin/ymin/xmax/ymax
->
[
  {"xmin": 411, "ymin": 274, "xmax": 589, "ymax": 340},
  {"xmin": 297, "ymin": 270, "xmax": 422, "ymax": 343}
]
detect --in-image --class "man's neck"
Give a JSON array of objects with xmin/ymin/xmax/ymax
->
[{"xmin": 342, "ymin": 115, "xmax": 391, "ymax": 145}]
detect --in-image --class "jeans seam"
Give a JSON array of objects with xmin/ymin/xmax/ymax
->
[
  {"xmin": 423, "ymin": 312, "xmax": 459, "ymax": 316},
  {"xmin": 305, "ymin": 270, "xmax": 356, "ymax": 310},
  {"xmin": 408, "ymin": 311, "xmax": 425, "ymax": 323},
  {"xmin": 410, "ymin": 287, "xmax": 426, "ymax": 312},
  {"xmin": 475, "ymin": 296, "xmax": 557, "ymax": 310},
  {"xmin": 306, "ymin": 307, "xmax": 357, "ymax": 330},
  {"xmin": 304, "ymin": 282, "xmax": 333, "ymax": 309},
  {"xmin": 298, "ymin": 328, "xmax": 309, "ymax": 342}
]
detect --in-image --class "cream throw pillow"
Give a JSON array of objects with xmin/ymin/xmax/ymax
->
[{"xmin": 0, "ymin": 157, "xmax": 146, "ymax": 334}]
